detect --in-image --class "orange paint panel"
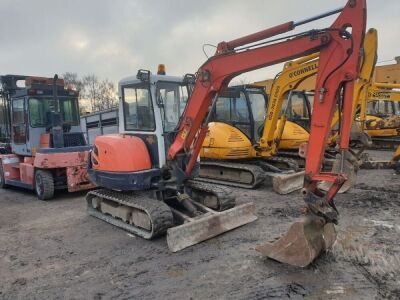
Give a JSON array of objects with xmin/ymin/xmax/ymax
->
[
  {"xmin": 92, "ymin": 134, "xmax": 151, "ymax": 172},
  {"xmin": 1, "ymin": 154, "xmax": 21, "ymax": 180},
  {"xmin": 66, "ymin": 166, "xmax": 95, "ymax": 192},
  {"xmin": 20, "ymin": 163, "xmax": 34, "ymax": 185},
  {"xmin": 34, "ymin": 151, "xmax": 90, "ymax": 169},
  {"xmin": 40, "ymin": 133, "xmax": 50, "ymax": 148},
  {"xmin": 24, "ymin": 157, "xmax": 34, "ymax": 164}
]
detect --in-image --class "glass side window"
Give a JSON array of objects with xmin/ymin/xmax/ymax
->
[
  {"xmin": 123, "ymin": 85, "xmax": 155, "ymax": 131},
  {"xmin": 248, "ymin": 92, "xmax": 267, "ymax": 139},
  {"xmin": 214, "ymin": 93, "xmax": 249, "ymax": 122},
  {"xmin": 286, "ymin": 93, "xmax": 310, "ymax": 119},
  {"xmin": 214, "ymin": 92, "xmax": 251, "ymax": 137},
  {"xmin": 61, "ymin": 99, "xmax": 79, "ymax": 124},
  {"xmin": 284, "ymin": 92, "xmax": 311, "ymax": 131},
  {"xmin": 367, "ymin": 100, "xmax": 395, "ymax": 117},
  {"xmin": 12, "ymin": 98, "xmax": 26, "ymax": 144},
  {"xmin": 249, "ymin": 93, "xmax": 266, "ymax": 123},
  {"xmin": 157, "ymin": 82, "xmax": 190, "ymax": 132},
  {"xmin": 12, "ymin": 99, "xmax": 24, "ymax": 123},
  {"xmin": 28, "ymin": 97, "xmax": 79, "ymax": 127}
]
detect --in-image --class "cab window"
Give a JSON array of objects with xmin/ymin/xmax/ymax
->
[
  {"xmin": 123, "ymin": 85, "xmax": 155, "ymax": 131},
  {"xmin": 248, "ymin": 92, "xmax": 267, "ymax": 139},
  {"xmin": 12, "ymin": 98, "xmax": 26, "ymax": 144},
  {"xmin": 157, "ymin": 82, "xmax": 190, "ymax": 132},
  {"xmin": 61, "ymin": 98, "xmax": 79, "ymax": 124},
  {"xmin": 28, "ymin": 97, "xmax": 79, "ymax": 127},
  {"xmin": 214, "ymin": 92, "xmax": 251, "ymax": 137}
]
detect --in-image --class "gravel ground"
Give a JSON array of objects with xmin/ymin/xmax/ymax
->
[{"xmin": 0, "ymin": 150, "xmax": 399, "ymax": 299}]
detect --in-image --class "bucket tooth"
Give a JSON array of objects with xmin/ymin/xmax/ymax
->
[
  {"xmin": 255, "ymin": 218, "xmax": 336, "ymax": 267},
  {"xmin": 167, "ymin": 202, "xmax": 257, "ymax": 252}
]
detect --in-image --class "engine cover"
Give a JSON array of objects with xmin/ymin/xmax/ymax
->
[{"xmin": 92, "ymin": 134, "xmax": 151, "ymax": 172}]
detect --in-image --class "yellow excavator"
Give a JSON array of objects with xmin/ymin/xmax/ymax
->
[
  {"xmin": 360, "ymin": 83, "xmax": 400, "ymax": 148},
  {"xmin": 358, "ymin": 57, "xmax": 400, "ymax": 147},
  {"xmin": 199, "ymin": 57, "xmax": 319, "ymax": 194}
]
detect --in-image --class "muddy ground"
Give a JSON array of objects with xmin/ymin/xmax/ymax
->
[{"xmin": 0, "ymin": 150, "xmax": 399, "ymax": 299}]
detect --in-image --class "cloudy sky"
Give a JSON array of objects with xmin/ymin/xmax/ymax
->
[{"xmin": 0, "ymin": 0, "xmax": 398, "ymax": 85}]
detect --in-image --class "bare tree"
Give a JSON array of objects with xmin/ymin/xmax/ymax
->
[
  {"xmin": 62, "ymin": 72, "xmax": 84, "ymax": 92},
  {"xmin": 97, "ymin": 79, "xmax": 118, "ymax": 111},
  {"xmin": 62, "ymin": 73, "xmax": 118, "ymax": 113},
  {"xmin": 82, "ymin": 74, "xmax": 100, "ymax": 112},
  {"xmin": 81, "ymin": 75, "xmax": 117, "ymax": 112}
]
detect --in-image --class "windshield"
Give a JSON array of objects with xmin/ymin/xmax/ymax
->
[
  {"xmin": 367, "ymin": 100, "xmax": 399, "ymax": 117},
  {"xmin": 156, "ymin": 81, "xmax": 191, "ymax": 132},
  {"xmin": 282, "ymin": 92, "xmax": 311, "ymax": 131},
  {"xmin": 213, "ymin": 91, "xmax": 251, "ymax": 137},
  {"xmin": 248, "ymin": 92, "xmax": 267, "ymax": 139},
  {"xmin": 29, "ymin": 97, "xmax": 79, "ymax": 127}
]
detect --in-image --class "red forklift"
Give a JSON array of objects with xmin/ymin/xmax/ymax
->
[{"xmin": 0, "ymin": 74, "xmax": 94, "ymax": 199}]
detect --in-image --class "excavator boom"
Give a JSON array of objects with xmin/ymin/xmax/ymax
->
[{"xmin": 168, "ymin": 2, "xmax": 366, "ymax": 180}]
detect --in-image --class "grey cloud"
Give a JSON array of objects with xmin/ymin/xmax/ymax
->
[{"xmin": 0, "ymin": 0, "xmax": 398, "ymax": 84}]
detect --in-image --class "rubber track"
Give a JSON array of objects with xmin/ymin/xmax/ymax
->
[
  {"xmin": 86, "ymin": 189, "xmax": 174, "ymax": 239},
  {"xmin": 370, "ymin": 137, "xmax": 400, "ymax": 149},
  {"xmin": 186, "ymin": 180, "xmax": 236, "ymax": 211},
  {"xmin": 258, "ymin": 156, "xmax": 300, "ymax": 172},
  {"xmin": 198, "ymin": 161, "xmax": 266, "ymax": 189}
]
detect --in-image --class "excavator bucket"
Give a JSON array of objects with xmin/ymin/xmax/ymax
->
[
  {"xmin": 319, "ymin": 153, "xmax": 358, "ymax": 193},
  {"xmin": 255, "ymin": 217, "xmax": 336, "ymax": 267},
  {"xmin": 167, "ymin": 202, "xmax": 257, "ymax": 252},
  {"xmin": 271, "ymin": 171, "xmax": 305, "ymax": 194}
]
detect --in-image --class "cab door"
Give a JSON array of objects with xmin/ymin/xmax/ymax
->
[{"xmin": 11, "ymin": 98, "xmax": 28, "ymax": 154}]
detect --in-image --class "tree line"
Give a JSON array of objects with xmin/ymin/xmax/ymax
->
[{"xmin": 62, "ymin": 72, "xmax": 118, "ymax": 114}]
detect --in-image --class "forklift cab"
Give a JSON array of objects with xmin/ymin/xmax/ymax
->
[
  {"xmin": 0, "ymin": 75, "xmax": 94, "ymax": 200},
  {"xmin": 5, "ymin": 76, "xmax": 85, "ymax": 156}
]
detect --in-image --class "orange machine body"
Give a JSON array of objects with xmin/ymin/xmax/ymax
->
[{"xmin": 91, "ymin": 134, "xmax": 152, "ymax": 172}]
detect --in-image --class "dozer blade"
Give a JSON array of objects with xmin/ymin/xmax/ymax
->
[
  {"xmin": 271, "ymin": 171, "xmax": 305, "ymax": 195},
  {"xmin": 167, "ymin": 202, "xmax": 257, "ymax": 252},
  {"xmin": 319, "ymin": 155, "xmax": 357, "ymax": 194},
  {"xmin": 255, "ymin": 217, "xmax": 336, "ymax": 267}
]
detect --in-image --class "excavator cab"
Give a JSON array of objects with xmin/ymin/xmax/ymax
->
[
  {"xmin": 209, "ymin": 85, "xmax": 268, "ymax": 143},
  {"xmin": 90, "ymin": 71, "xmax": 195, "ymax": 188},
  {"xmin": 278, "ymin": 91, "xmax": 312, "ymax": 150},
  {"xmin": 283, "ymin": 91, "xmax": 312, "ymax": 132}
]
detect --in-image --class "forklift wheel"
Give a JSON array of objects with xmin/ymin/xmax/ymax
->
[
  {"xmin": 0, "ymin": 162, "xmax": 8, "ymax": 189},
  {"xmin": 35, "ymin": 170, "xmax": 54, "ymax": 200}
]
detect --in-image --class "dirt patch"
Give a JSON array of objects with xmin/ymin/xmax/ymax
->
[{"xmin": 0, "ymin": 152, "xmax": 399, "ymax": 299}]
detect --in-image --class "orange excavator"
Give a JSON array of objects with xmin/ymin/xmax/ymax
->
[{"xmin": 86, "ymin": 0, "xmax": 366, "ymax": 267}]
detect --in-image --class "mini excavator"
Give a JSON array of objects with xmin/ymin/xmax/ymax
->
[
  {"xmin": 361, "ymin": 83, "xmax": 400, "ymax": 148},
  {"xmin": 86, "ymin": 0, "xmax": 366, "ymax": 267}
]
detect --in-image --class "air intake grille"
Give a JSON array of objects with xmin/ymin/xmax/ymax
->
[
  {"xmin": 63, "ymin": 132, "xmax": 86, "ymax": 147},
  {"xmin": 226, "ymin": 148, "xmax": 249, "ymax": 158},
  {"xmin": 228, "ymin": 131, "xmax": 245, "ymax": 142}
]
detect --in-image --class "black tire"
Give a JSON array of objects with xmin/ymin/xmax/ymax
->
[
  {"xmin": 35, "ymin": 170, "xmax": 54, "ymax": 200},
  {"xmin": 0, "ymin": 162, "xmax": 8, "ymax": 189}
]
